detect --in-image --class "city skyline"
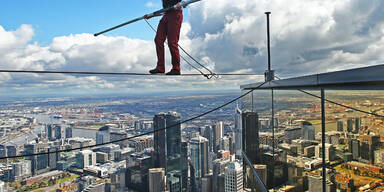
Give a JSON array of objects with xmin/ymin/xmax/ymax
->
[{"xmin": 0, "ymin": 87, "xmax": 383, "ymax": 191}]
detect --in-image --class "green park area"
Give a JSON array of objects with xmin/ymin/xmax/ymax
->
[{"xmin": 334, "ymin": 165, "xmax": 382, "ymax": 187}]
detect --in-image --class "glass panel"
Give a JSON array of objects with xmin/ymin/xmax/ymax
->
[
  {"xmin": 1, "ymin": 90, "xmax": 251, "ymax": 192},
  {"xmin": 325, "ymin": 90, "xmax": 384, "ymax": 192},
  {"xmin": 243, "ymin": 89, "xmax": 326, "ymax": 191}
]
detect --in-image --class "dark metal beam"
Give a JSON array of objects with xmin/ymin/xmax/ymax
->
[{"xmin": 241, "ymin": 64, "xmax": 384, "ymax": 90}]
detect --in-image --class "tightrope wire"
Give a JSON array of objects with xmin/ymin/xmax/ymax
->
[{"xmin": 0, "ymin": 70, "xmax": 262, "ymax": 77}]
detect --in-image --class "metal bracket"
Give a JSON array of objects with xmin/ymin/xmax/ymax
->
[{"xmin": 264, "ymin": 70, "xmax": 275, "ymax": 82}]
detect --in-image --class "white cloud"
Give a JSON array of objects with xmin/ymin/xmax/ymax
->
[
  {"xmin": 1, "ymin": 0, "xmax": 384, "ymax": 95},
  {"xmin": 145, "ymin": 1, "xmax": 157, "ymax": 8},
  {"xmin": 187, "ymin": 0, "xmax": 384, "ymax": 77}
]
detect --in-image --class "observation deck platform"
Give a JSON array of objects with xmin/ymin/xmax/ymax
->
[{"xmin": 241, "ymin": 64, "xmax": 384, "ymax": 90}]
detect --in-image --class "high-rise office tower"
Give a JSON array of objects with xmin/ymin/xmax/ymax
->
[
  {"xmin": 202, "ymin": 125, "xmax": 213, "ymax": 152},
  {"xmin": 190, "ymin": 161, "xmax": 197, "ymax": 192},
  {"xmin": 76, "ymin": 150, "xmax": 96, "ymax": 168},
  {"xmin": 110, "ymin": 131, "xmax": 128, "ymax": 148},
  {"xmin": 46, "ymin": 124, "xmax": 54, "ymax": 140},
  {"xmin": 24, "ymin": 143, "xmax": 50, "ymax": 175},
  {"xmin": 224, "ymin": 161, "xmax": 243, "ymax": 192},
  {"xmin": 301, "ymin": 121, "xmax": 315, "ymax": 141},
  {"xmin": 153, "ymin": 111, "xmax": 186, "ymax": 191},
  {"xmin": 0, "ymin": 145, "xmax": 5, "ymax": 158},
  {"xmin": 347, "ymin": 118, "xmax": 354, "ymax": 132},
  {"xmin": 201, "ymin": 175, "xmax": 212, "ymax": 192},
  {"xmin": 359, "ymin": 135, "xmax": 380, "ymax": 164},
  {"xmin": 148, "ymin": 168, "xmax": 166, "ymax": 192},
  {"xmin": 47, "ymin": 124, "xmax": 61, "ymax": 141},
  {"xmin": 11, "ymin": 160, "xmax": 31, "ymax": 181},
  {"xmin": 228, "ymin": 135, "xmax": 235, "ymax": 155},
  {"xmin": 48, "ymin": 146, "xmax": 59, "ymax": 170},
  {"xmin": 181, "ymin": 139, "xmax": 189, "ymax": 190},
  {"xmin": 246, "ymin": 164, "xmax": 267, "ymax": 190},
  {"xmin": 213, "ymin": 121, "xmax": 224, "ymax": 153},
  {"xmin": 234, "ymin": 104, "xmax": 242, "ymax": 158},
  {"xmin": 65, "ymin": 127, "xmax": 73, "ymax": 138},
  {"xmin": 212, "ymin": 158, "xmax": 230, "ymax": 192},
  {"xmin": 348, "ymin": 139, "xmax": 360, "ymax": 160},
  {"xmin": 242, "ymin": 111, "xmax": 260, "ymax": 164},
  {"xmin": 354, "ymin": 118, "xmax": 361, "ymax": 133},
  {"xmin": 337, "ymin": 120, "xmax": 343, "ymax": 132},
  {"xmin": 54, "ymin": 125, "xmax": 62, "ymax": 140},
  {"xmin": 96, "ymin": 126, "xmax": 111, "ymax": 145},
  {"xmin": 6, "ymin": 145, "xmax": 17, "ymax": 157},
  {"xmin": 190, "ymin": 136, "xmax": 209, "ymax": 191},
  {"xmin": 219, "ymin": 136, "xmax": 230, "ymax": 151},
  {"xmin": 308, "ymin": 174, "xmax": 335, "ymax": 192},
  {"xmin": 315, "ymin": 143, "xmax": 336, "ymax": 161}
]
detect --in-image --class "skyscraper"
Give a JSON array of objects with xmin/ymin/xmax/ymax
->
[
  {"xmin": 110, "ymin": 131, "xmax": 128, "ymax": 148},
  {"xmin": 148, "ymin": 168, "xmax": 166, "ymax": 192},
  {"xmin": 301, "ymin": 121, "xmax": 315, "ymax": 141},
  {"xmin": 212, "ymin": 158, "xmax": 230, "ymax": 192},
  {"xmin": 213, "ymin": 121, "xmax": 224, "ymax": 153},
  {"xmin": 234, "ymin": 104, "xmax": 242, "ymax": 158},
  {"xmin": 181, "ymin": 140, "xmax": 189, "ymax": 190},
  {"xmin": 219, "ymin": 136, "xmax": 230, "ymax": 151},
  {"xmin": 359, "ymin": 135, "xmax": 380, "ymax": 164},
  {"xmin": 153, "ymin": 111, "xmax": 185, "ymax": 190},
  {"xmin": 190, "ymin": 135, "xmax": 209, "ymax": 191},
  {"xmin": 47, "ymin": 124, "xmax": 61, "ymax": 141},
  {"xmin": 54, "ymin": 125, "xmax": 62, "ymax": 140},
  {"xmin": 337, "ymin": 120, "xmax": 343, "ymax": 132},
  {"xmin": 202, "ymin": 125, "xmax": 213, "ymax": 152},
  {"xmin": 96, "ymin": 126, "xmax": 110, "ymax": 145},
  {"xmin": 246, "ymin": 164, "xmax": 267, "ymax": 190},
  {"xmin": 24, "ymin": 143, "xmax": 50, "ymax": 175},
  {"xmin": 354, "ymin": 118, "xmax": 361, "ymax": 133},
  {"xmin": 347, "ymin": 118, "xmax": 353, "ymax": 132},
  {"xmin": 11, "ymin": 160, "xmax": 31, "ymax": 181},
  {"xmin": 348, "ymin": 139, "xmax": 360, "ymax": 160},
  {"xmin": 65, "ymin": 127, "xmax": 73, "ymax": 138},
  {"xmin": 46, "ymin": 124, "xmax": 54, "ymax": 141},
  {"xmin": 242, "ymin": 111, "xmax": 260, "ymax": 164},
  {"xmin": 224, "ymin": 161, "xmax": 243, "ymax": 192},
  {"xmin": 76, "ymin": 150, "xmax": 96, "ymax": 168},
  {"xmin": 6, "ymin": 145, "xmax": 17, "ymax": 157},
  {"xmin": 0, "ymin": 145, "xmax": 5, "ymax": 158}
]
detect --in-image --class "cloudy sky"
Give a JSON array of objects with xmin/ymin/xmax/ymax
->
[{"xmin": 1, "ymin": 0, "xmax": 384, "ymax": 96}]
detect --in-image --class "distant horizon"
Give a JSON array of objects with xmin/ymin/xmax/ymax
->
[{"xmin": 0, "ymin": 88, "xmax": 242, "ymax": 100}]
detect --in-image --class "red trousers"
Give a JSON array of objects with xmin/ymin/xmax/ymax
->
[{"xmin": 155, "ymin": 10, "xmax": 183, "ymax": 72}]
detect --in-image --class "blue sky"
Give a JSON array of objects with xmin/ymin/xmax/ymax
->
[
  {"xmin": 1, "ymin": 0, "xmax": 384, "ymax": 96},
  {"xmin": 0, "ymin": 0, "xmax": 168, "ymax": 44}
]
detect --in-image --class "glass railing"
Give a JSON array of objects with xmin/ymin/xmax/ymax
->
[{"xmin": 242, "ymin": 87, "xmax": 384, "ymax": 192}]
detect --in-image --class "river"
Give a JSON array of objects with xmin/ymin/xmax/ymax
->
[{"xmin": 9, "ymin": 114, "xmax": 97, "ymax": 146}]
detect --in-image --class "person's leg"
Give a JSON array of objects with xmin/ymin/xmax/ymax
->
[
  {"xmin": 166, "ymin": 10, "xmax": 183, "ymax": 72},
  {"xmin": 154, "ymin": 16, "xmax": 168, "ymax": 72}
]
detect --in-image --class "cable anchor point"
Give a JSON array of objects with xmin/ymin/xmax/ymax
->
[{"xmin": 264, "ymin": 70, "xmax": 275, "ymax": 82}]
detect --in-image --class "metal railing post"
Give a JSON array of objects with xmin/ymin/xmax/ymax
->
[
  {"xmin": 242, "ymin": 151, "xmax": 268, "ymax": 192},
  {"xmin": 321, "ymin": 89, "xmax": 326, "ymax": 192}
]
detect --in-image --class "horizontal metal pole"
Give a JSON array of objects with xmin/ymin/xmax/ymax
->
[{"xmin": 94, "ymin": 0, "xmax": 202, "ymax": 36}]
